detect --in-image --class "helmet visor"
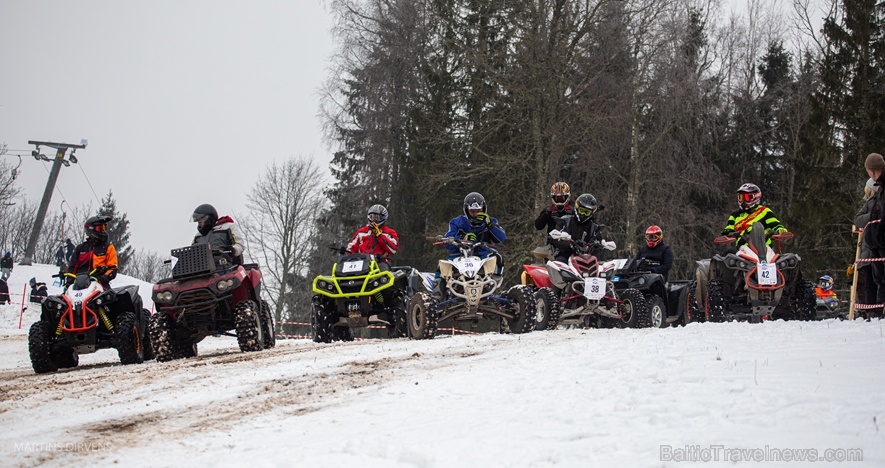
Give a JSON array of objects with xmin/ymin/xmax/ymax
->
[
  {"xmin": 575, "ymin": 206, "xmax": 594, "ymax": 218},
  {"xmin": 552, "ymin": 194, "xmax": 568, "ymax": 205},
  {"xmin": 193, "ymin": 213, "xmax": 209, "ymax": 223},
  {"xmin": 738, "ymin": 192, "xmax": 755, "ymax": 203},
  {"xmin": 93, "ymin": 224, "xmax": 106, "ymax": 233}
]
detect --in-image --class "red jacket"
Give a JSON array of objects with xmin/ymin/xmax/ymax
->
[{"xmin": 347, "ymin": 225, "xmax": 399, "ymax": 262}]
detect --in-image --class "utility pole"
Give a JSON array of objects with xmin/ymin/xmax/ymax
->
[{"xmin": 19, "ymin": 140, "xmax": 86, "ymax": 266}]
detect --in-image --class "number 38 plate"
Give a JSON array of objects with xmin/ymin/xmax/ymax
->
[{"xmin": 582, "ymin": 277, "xmax": 606, "ymax": 300}]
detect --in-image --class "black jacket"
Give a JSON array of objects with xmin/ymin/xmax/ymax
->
[
  {"xmin": 549, "ymin": 215, "xmax": 605, "ymax": 262},
  {"xmin": 0, "ymin": 255, "xmax": 12, "ymax": 269},
  {"xmin": 634, "ymin": 242, "xmax": 674, "ymax": 283},
  {"xmin": 535, "ymin": 204, "xmax": 574, "ymax": 233}
]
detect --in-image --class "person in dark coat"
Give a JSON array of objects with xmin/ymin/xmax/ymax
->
[
  {"xmin": 853, "ymin": 177, "xmax": 878, "ymax": 307},
  {"xmin": 633, "ymin": 225, "xmax": 674, "ymax": 283},
  {"xmin": 1, "ymin": 252, "xmax": 12, "ymax": 281},
  {"xmin": 29, "ymin": 277, "xmax": 47, "ymax": 304},
  {"xmin": 0, "ymin": 279, "xmax": 10, "ymax": 304},
  {"xmin": 64, "ymin": 238, "xmax": 75, "ymax": 265},
  {"xmin": 864, "ymin": 153, "xmax": 885, "ymax": 312}
]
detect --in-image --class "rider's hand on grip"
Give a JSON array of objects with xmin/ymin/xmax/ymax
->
[{"xmin": 464, "ymin": 232, "xmax": 477, "ymax": 242}]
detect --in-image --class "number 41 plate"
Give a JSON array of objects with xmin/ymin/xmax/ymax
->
[{"xmin": 583, "ymin": 277, "xmax": 606, "ymax": 300}]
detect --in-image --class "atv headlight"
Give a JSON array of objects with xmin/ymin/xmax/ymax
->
[
  {"xmin": 380, "ymin": 276, "xmax": 388, "ymax": 284},
  {"xmin": 738, "ymin": 261, "xmax": 748, "ymax": 269},
  {"xmin": 371, "ymin": 280, "xmax": 379, "ymax": 288},
  {"xmin": 156, "ymin": 291, "xmax": 173, "ymax": 302},
  {"xmin": 56, "ymin": 301, "xmax": 65, "ymax": 310},
  {"xmin": 217, "ymin": 279, "xmax": 235, "ymax": 292}
]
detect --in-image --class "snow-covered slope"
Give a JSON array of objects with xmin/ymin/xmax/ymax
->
[{"xmin": 1, "ymin": 283, "xmax": 883, "ymax": 468}]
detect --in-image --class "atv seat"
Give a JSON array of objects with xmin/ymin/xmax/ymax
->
[{"xmin": 243, "ymin": 263, "xmax": 260, "ymax": 270}]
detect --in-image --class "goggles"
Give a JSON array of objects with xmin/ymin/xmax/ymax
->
[
  {"xmin": 645, "ymin": 233, "xmax": 662, "ymax": 243},
  {"xmin": 93, "ymin": 224, "xmax": 106, "ymax": 233},
  {"xmin": 738, "ymin": 192, "xmax": 756, "ymax": 202},
  {"xmin": 576, "ymin": 206, "xmax": 594, "ymax": 217},
  {"xmin": 552, "ymin": 194, "xmax": 568, "ymax": 204},
  {"xmin": 368, "ymin": 213, "xmax": 384, "ymax": 223}
]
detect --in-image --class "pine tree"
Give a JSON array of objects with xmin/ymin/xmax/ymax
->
[{"xmin": 97, "ymin": 190, "xmax": 133, "ymax": 271}]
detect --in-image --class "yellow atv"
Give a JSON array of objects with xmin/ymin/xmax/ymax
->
[{"xmin": 311, "ymin": 248, "xmax": 417, "ymax": 342}]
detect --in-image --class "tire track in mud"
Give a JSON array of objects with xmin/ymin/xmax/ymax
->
[{"xmin": 4, "ymin": 337, "xmax": 488, "ymax": 466}]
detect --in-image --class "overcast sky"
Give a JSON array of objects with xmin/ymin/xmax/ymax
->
[{"xmin": 0, "ymin": 0, "xmax": 335, "ymax": 255}]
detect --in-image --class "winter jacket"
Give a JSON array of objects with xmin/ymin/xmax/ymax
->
[
  {"xmin": 722, "ymin": 205, "xmax": 786, "ymax": 246},
  {"xmin": 634, "ymin": 242, "xmax": 674, "ymax": 283},
  {"xmin": 444, "ymin": 214, "xmax": 506, "ymax": 259},
  {"xmin": 535, "ymin": 204, "xmax": 574, "ymax": 233},
  {"xmin": 549, "ymin": 215, "xmax": 605, "ymax": 262},
  {"xmin": 854, "ymin": 195, "xmax": 876, "ymax": 261},
  {"xmin": 815, "ymin": 287, "xmax": 838, "ymax": 301},
  {"xmin": 1, "ymin": 254, "xmax": 12, "ymax": 269},
  {"xmin": 68, "ymin": 239, "xmax": 118, "ymax": 286},
  {"xmin": 193, "ymin": 215, "xmax": 245, "ymax": 265},
  {"xmin": 346, "ymin": 224, "xmax": 399, "ymax": 263}
]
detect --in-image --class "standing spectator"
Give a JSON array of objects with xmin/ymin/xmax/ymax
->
[
  {"xmin": 54, "ymin": 245, "xmax": 65, "ymax": 268},
  {"xmin": 863, "ymin": 152, "xmax": 885, "ymax": 315},
  {"xmin": 0, "ymin": 279, "xmax": 9, "ymax": 304},
  {"xmin": 28, "ymin": 277, "xmax": 47, "ymax": 304},
  {"xmin": 64, "ymin": 238, "xmax": 75, "ymax": 265},
  {"xmin": 1, "ymin": 252, "xmax": 12, "ymax": 281},
  {"xmin": 853, "ymin": 177, "xmax": 878, "ymax": 309}
]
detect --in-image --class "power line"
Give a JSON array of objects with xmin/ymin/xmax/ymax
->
[{"xmin": 74, "ymin": 158, "xmax": 102, "ymax": 205}]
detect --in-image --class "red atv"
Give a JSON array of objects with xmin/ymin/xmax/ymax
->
[
  {"xmin": 149, "ymin": 243, "xmax": 275, "ymax": 361},
  {"xmin": 521, "ymin": 231, "xmax": 648, "ymax": 329}
]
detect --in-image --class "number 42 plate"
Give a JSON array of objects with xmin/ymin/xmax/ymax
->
[
  {"xmin": 757, "ymin": 262, "xmax": 778, "ymax": 286},
  {"xmin": 583, "ymin": 277, "xmax": 606, "ymax": 300}
]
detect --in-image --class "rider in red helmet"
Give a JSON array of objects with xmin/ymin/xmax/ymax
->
[{"xmin": 633, "ymin": 225, "xmax": 674, "ymax": 283}]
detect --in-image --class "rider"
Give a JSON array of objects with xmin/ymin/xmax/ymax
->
[
  {"xmin": 549, "ymin": 193, "xmax": 613, "ymax": 263},
  {"xmin": 444, "ymin": 192, "xmax": 506, "ymax": 275},
  {"xmin": 815, "ymin": 275, "xmax": 839, "ymax": 304},
  {"xmin": 633, "ymin": 225, "xmax": 674, "ymax": 283},
  {"xmin": 346, "ymin": 204, "xmax": 400, "ymax": 269},
  {"xmin": 68, "ymin": 215, "xmax": 118, "ymax": 288},
  {"xmin": 192, "ymin": 204, "xmax": 245, "ymax": 265},
  {"xmin": 535, "ymin": 182, "xmax": 574, "ymax": 233},
  {"xmin": 721, "ymin": 183, "xmax": 787, "ymax": 246}
]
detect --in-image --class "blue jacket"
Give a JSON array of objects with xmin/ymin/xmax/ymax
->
[{"xmin": 444, "ymin": 215, "xmax": 506, "ymax": 258}]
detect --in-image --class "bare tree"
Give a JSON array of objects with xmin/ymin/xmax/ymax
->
[
  {"xmin": 125, "ymin": 248, "xmax": 168, "ymax": 283},
  {"xmin": 239, "ymin": 157, "xmax": 326, "ymax": 325}
]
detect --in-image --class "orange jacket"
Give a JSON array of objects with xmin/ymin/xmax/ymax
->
[{"xmin": 815, "ymin": 288, "xmax": 837, "ymax": 301}]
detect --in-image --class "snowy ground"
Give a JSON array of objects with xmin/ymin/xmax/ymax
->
[{"xmin": 1, "ymin": 265, "xmax": 884, "ymax": 467}]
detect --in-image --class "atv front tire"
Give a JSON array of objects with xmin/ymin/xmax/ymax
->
[
  {"xmin": 504, "ymin": 285, "xmax": 536, "ymax": 334},
  {"xmin": 28, "ymin": 321, "xmax": 58, "ymax": 374},
  {"xmin": 534, "ymin": 287, "xmax": 561, "ymax": 331},
  {"xmin": 116, "ymin": 310, "xmax": 146, "ymax": 365},
  {"xmin": 141, "ymin": 309, "xmax": 155, "ymax": 361},
  {"xmin": 150, "ymin": 312, "xmax": 198, "ymax": 362},
  {"xmin": 235, "ymin": 300, "xmax": 264, "ymax": 352},
  {"xmin": 260, "ymin": 300, "xmax": 276, "ymax": 348},
  {"xmin": 705, "ymin": 280, "xmax": 728, "ymax": 322},
  {"xmin": 311, "ymin": 299, "xmax": 335, "ymax": 343},
  {"xmin": 617, "ymin": 288, "xmax": 648, "ymax": 328},
  {"xmin": 645, "ymin": 294, "xmax": 668, "ymax": 328}
]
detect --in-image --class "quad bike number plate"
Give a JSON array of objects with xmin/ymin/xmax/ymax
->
[
  {"xmin": 346, "ymin": 301, "xmax": 361, "ymax": 319},
  {"xmin": 583, "ymin": 277, "xmax": 606, "ymax": 300},
  {"xmin": 341, "ymin": 260, "xmax": 364, "ymax": 273},
  {"xmin": 757, "ymin": 262, "xmax": 777, "ymax": 286}
]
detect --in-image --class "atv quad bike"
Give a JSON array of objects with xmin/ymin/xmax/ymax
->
[
  {"xmin": 602, "ymin": 258, "xmax": 695, "ymax": 328},
  {"xmin": 522, "ymin": 230, "xmax": 650, "ymax": 329},
  {"xmin": 408, "ymin": 237, "xmax": 537, "ymax": 339},
  {"xmin": 694, "ymin": 222, "xmax": 815, "ymax": 323},
  {"xmin": 28, "ymin": 270, "xmax": 154, "ymax": 374},
  {"xmin": 312, "ymin": 247, "xmax": 425, "ymax": 342},
  {"xmin": 150, "ymin": 243, "xmax": 274, "ymax": 361}
]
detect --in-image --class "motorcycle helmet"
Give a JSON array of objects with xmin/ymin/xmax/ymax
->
[
  {"xmin": 192, "ymin": 203, "xmax": 218, "ymax": 236},
  {"xmin": 737, "ymin": 183, "xmax": 762, "ymax": 210},
  {"xmin": 463, "ymin": 192, "xmax": 487, "ymax": 227},
  {"xmin": 645, "ymin": 225, "xmax": 663, "ymax": 248},
  {"xmin": 367, "ymin": 204, "xmax": 388, "ymax": 225},
  {"xmin": 574, "ymin": 194, "xmax": 598, "ymax": 224},
  {"xmin": 550, "ymin": 182, "xmax": 571, "ymax": 207},
  {"xmin": 84, "ymin": 215, "xmax": 111, "ymax": 243},
  {"xmin": 819, "ymin": 275, "xmax": 833, "ymax": 291}
]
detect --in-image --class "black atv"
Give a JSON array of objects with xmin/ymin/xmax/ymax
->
[
  {"xmin": 603, "ymin": 258, "xmax": 696, "ymax": 328},
  {"xmin": 28, "ymin": 271, "xmax": 154, "ymax": 374},
  {"xmin": 150, "ymin": 243, "xmax": 274, "ymax": 361}
]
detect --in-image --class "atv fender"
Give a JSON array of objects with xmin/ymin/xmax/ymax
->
[{"xmin": 521, "ymin": 264, "xmax": 552, "ymax": 288}]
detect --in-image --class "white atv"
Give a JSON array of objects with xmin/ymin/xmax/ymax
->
[{"xmin": 407, "ymin": 236, "xmax": 537, "ymax": 339}]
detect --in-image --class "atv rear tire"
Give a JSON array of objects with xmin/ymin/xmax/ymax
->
[
  {"xmin": 407, "ymin": 292, "xmax": 438, "ymax": 340},
  {"xmin": 141, "ymin": 309, "xmax": 155, "ymax": 361},
  {"xmin": 791, "ymin": 280, "xmax": 817, "ymax": 321},
  {"xmin": 311, "ymin": 300, "xmax": 334, "ymax": 343},
  {"xmin": 28, "ymin": 321, "xmax": 58, "ymax": 374},
  {"xmin": 504, "ymin": 285, "xmax": 536, "ymax": 334},
  {"xmin": 534, "ymin": 287, "xmax": 561, "ymax": 331},
  {"xmin": 705, "ymin": 280, "xmax": 728, "ymax": 322},
  {"xmin": 260, "ymin": 300, "xmax": 276, "ymax": 349},
  {"xmin": 617, "ymin": 288, "xmax": 648, "ymax": 328},
  {"xmin": 116, "ymin": 310, "xmax": 146, "ymax": 365},
  {"xmin": 388, "ymin": 294, "xmax": 408, "ymax": 338},
  {"xmin": 682, "ymin": 280, "xmax": 701, "ymax": 324},
  {"xmin": 645, "ymin": 294, "xmax": 668, "ymax": 328},
  {"xmin": 235, "ymin": 300, "xmax": 264, "ymax": 352}
]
